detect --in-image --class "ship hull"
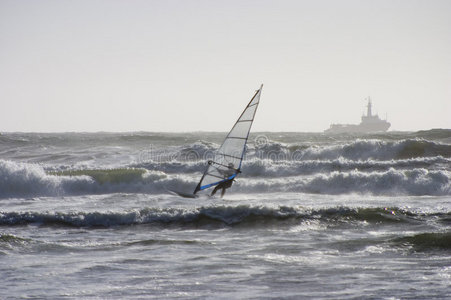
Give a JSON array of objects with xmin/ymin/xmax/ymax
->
[{"xmin": 325, "ymin": 122, "xmax": 390, "ymax": 133}]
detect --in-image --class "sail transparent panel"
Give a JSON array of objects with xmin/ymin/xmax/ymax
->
[
  {"xmin": 228, "ymin": 121, "xmax": 252, "ymax": 139},
  {"xmin": 195, "ymin": 85, "xmax": 262, "ymax": 193},
  {"xmin": 240, "ymin": 104, "xmax": 257, "ymax": 121},
  {"xmin": 217, "ymin": 138, "xmax": 245, "ymax": 167}
]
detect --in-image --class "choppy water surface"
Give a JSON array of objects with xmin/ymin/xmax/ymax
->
[{"xmin": 1, "ymin": 130, "xmax": 451, "ymax": 299}]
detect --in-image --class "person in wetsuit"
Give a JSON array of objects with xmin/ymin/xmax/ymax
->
[
  {"xmin": 211, "ymin": 162, "xmax": 237, "ymax": 197},
  {"xmin": 211, "ymin": 178, "xmax": 234, "ymax": 197}
]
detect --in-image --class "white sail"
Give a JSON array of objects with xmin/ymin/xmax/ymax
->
[{"xmin": 194, "ymin": 84, "xmax": 263, "ymax": 194}]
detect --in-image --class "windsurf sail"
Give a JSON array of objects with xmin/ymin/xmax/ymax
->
[{"xmin": 193, "ymin": 84, "xmax": 263, "ymax": 194}]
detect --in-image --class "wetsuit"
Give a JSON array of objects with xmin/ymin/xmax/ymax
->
[{"xmin": 211, "ymin": 178, "xmax": 234, "ymax": 197}]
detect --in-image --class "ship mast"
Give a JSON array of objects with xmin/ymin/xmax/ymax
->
[{"xmin": 366, "ymin": 97, "xmax": 372, "ymax": 117}]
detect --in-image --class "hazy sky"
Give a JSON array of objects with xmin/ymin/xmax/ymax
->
[{"xmin": 1, "ymin": 0, "xmax": 450, "ymax": 132}]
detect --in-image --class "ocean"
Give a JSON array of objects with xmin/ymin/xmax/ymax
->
[{"xmin": 1, "ymin": 130, "xmax": 451, "ymax": 299}]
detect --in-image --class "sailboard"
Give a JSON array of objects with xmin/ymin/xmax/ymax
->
[
  {"xmin": 191, "ymin": 84, "xmax": 263, "ymax": 196},
  {"xmin": 167, "ymin": 189, "xmax": 199, "ymax": 198}
]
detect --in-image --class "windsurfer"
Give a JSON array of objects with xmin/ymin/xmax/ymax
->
[
  {"xmin": 191, "ymin": 84, "xmax": 263, "ymax": 197},
  {"xmin": 211, "ymin": 163, "xmax": 237, "ymax": 197},
  {"xmin": 211, "ymin": 178, "xmax": 234, "ymax": 197}
]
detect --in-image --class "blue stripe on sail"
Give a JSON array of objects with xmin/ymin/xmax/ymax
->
[{"xmin": 199, "ymin": 174, "xmax": 237, "ymax": 191}]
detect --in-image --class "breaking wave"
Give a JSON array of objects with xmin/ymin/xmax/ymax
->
[
  {"xmin": 0, "ymin": 205, "xmax": 448, "ymax": 228},
  {"xmin": 236, "ymin": 168, "xmax": 451, "ymax": 196},
  {"xmin": 0, "ymin": 160, "xmax": 94, "ymax": 198},
  {"xmin": 0, "ymin": 160, "xmax": 193, "ymax": 198},
  {"xmin": 1, "ymin": 160, "xmax": 450, "ymax": 198}
]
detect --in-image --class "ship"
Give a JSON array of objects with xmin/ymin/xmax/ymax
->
[{"xmin": 325, "ymin": 97, "xmax": 390, "ymax": 133}]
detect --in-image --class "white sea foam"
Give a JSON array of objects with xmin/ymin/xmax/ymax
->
[{"xmin": 0, "ymin": 160, "xmax": 94, "ymax": 198}]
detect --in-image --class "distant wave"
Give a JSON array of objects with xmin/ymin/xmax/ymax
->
[
  {"xmin": 412, "ymin": 128, "xmax": 451, "ymax": 140},
  {"xmin": 134, "ymin": 156, "xmax": 451, "ymax": 177},
  {"xmin": 255, "ymin": 139, "xmax": 451, "ymax": 161},
  {"xmin": 131, "ymin": 139, "xmax": 451, "ymax": 179},
  {"xmin": 134, "ymin": 139, "xmax": 451, "ymax": 165},
  {"xmin": 1, "ymin": 205, "xmax": 448, "ymax": 228}
]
